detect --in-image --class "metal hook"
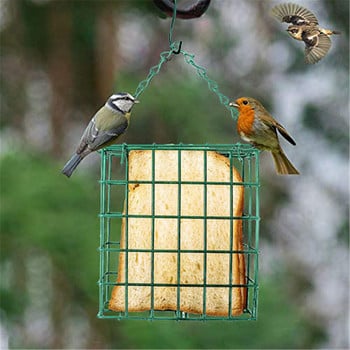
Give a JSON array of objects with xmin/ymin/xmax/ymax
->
[
  {"xmin": 172, "ymin": 41, "xmax": 183, "ymax": 54},
  {"xmin": 153, "ymin": 0, "xmax": 211, "ymax": 20}
]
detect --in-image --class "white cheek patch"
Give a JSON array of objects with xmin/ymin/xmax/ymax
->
[
  {"xmin": 114, "ymin": 99, "xmax": 134, "ymax": 112},
  {"xmin": 112, "ymin": 100, "xmax": 120, "ymax": 108}
]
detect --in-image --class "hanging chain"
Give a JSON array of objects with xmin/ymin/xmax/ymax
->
[{"xmin": 133, "ymin": 0, "xmax": 238, "ymax": 120}]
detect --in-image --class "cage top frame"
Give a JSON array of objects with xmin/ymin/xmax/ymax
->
[{"xmin": 99, "ymin": 142, "xmax": 259, "ymax": 155}]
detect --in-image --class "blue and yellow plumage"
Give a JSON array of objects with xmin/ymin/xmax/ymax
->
[{"xmin": 62, "ymin": 92, "xmax": 139, "ymax": 177}]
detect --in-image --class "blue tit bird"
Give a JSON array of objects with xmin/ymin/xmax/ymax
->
[{"xmin": 62, "ymin": 92, "xmax": 139, "ymax": 177}]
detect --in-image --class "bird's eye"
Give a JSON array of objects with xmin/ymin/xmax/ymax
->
[{"xmin": 242, "ymin": 100, "xmax": 248, "ymax": 105}]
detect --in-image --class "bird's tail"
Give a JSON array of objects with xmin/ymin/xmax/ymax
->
[
  {"xmin": 61, "ymin": 153, "xmax": 83, "ymax": 178},
  {"xmin": 271, "ymin": 148, "xmax": 299, "ymax": 175}
]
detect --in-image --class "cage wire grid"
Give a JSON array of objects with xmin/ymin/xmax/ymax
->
[{"xmin": 98, "ymin": 143, "xmax": 260, "ymax": 321}]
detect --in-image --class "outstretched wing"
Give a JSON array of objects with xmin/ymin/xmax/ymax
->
[
  {"xmin": 271, "ymin": 3, "xmax": 318, "ymax": 26},
  {"xmin": 303, "ymin": 32, "xmax": 332, "ymax": 64}
]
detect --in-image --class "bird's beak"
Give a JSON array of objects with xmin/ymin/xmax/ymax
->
[
  {"xmin": 134, "ymin": 100, "xmax": 140, "ymax": 104},
  {"xmin": 229, "ymin": 102, "xmax": 238, "ymax": 108}
]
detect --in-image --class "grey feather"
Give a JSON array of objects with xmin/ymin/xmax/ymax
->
[{"xmin": 61, "ymin": 153, "xmax": 84, "ymax": 178}]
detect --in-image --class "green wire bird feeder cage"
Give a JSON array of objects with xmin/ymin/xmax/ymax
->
[{"xmin": 98, "ymin": 0, "xmax": 260, "ymax": 321}]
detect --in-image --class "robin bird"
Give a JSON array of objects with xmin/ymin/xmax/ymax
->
[
  {"xmin": 62, "ymin": 92, "xmax": 139, "ymax": 177},
  {"xmin": 229, "ymin": 97, "xmax": 299, "ymax": 175},
  {"xmin": 270, "ymin": 2, "xmax": 340, "ymax": 64}
]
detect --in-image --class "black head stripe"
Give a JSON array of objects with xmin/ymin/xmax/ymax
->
[{"xmin": 110, "ymin": 92, "xmax": 135, "ymax": 101}]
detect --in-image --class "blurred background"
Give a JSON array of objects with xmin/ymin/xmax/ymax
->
[{"xmin": 0, "ymin": 0, "xmax": 349, "ymax": 348}]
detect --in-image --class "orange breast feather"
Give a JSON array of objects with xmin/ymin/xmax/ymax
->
[{"xmin": 237, "ymin": 107, "xmax": 255, "ymax": 136}]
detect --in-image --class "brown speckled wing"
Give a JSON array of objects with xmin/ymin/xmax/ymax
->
[{"xmin": 271, "ymin": 3, "xmax": 319, "ymax": 25}]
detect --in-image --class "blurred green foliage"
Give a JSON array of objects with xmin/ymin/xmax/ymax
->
[{"xmin": 0, "ymin": 153, "xmax": 100, "ymax": 312}]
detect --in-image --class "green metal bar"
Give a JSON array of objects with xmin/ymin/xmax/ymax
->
[
  {"xmin": 245, "ymin": 157, "xmax": 252, "ymax": 309},
  {"xmin": 102, "ymin": 248, "xmax": 258, "ymax": 254},
  {"xmin": 105, "ymin": 143, "xmax": 257, "ymax": 153},
  {"xmin": 228, "ymin": 152, "xmax": 234, "ymax": 317},
  {"xmin": 150, "ymin": 147, "xmax": 156, "ymax": 317},
  {"xmin": 176, "ymin": 148, "xmax": 182, "ymax": 317},
  {"xmin": 98, "ymin": 313, "xmax": 255, "ymax": 321},
  {"xmin": 100, "ymin": 213, "xmax": 258, "ymax": 220},
  {"xmin": 108, "ymin": 282, "xmax": 254, "ymax": 288},
  {"xmin": 123, "ymin": 145, "xmax": 129, "ymax": 316},
  {"xmin": 253, "ymin": 153, "xmax": 260, "ymax": 319},
  {"xmin": 106, "ymin": 152, "xmax": 113, "ymax": 308},
  {"xmin": 202, "ymin": 150, "xmax": 208, "ymax": 318},
  {"xmin": 101, "ymin": 179, "xmax": 257, "ymax": 186},
  {"xmin": 98, "ymin": 149, "xmax": 107, "ymax": 317}
]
